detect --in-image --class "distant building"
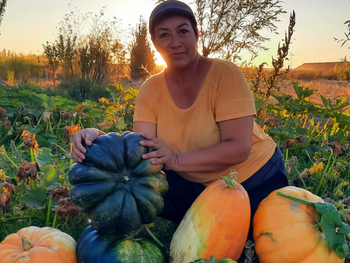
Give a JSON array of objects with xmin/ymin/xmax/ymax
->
[{"xmin": 295, "ymin": 61, "xmax": 346, "ymax": 71}]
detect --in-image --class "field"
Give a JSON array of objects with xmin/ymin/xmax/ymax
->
[{"xmin": 1, "ymin": 72, "xmax": 350, "ymax": 262}]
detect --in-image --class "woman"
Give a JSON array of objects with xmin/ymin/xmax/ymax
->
[{"xmin": 72, "ymin": 0, "xmax": 288, "ymax": 246}]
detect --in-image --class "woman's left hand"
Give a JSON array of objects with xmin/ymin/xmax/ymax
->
[{"xmin": 139, "ymin": 132, "xmax": 178, "ymax": 170}]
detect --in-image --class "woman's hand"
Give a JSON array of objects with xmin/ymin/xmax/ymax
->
[
  {"xmin": 72, "ymin": 128, "xmax": 106, "ymax": 162},
  {"xmin": 139, "ymin": 132, "xmax": 178, "ymax": 171}
]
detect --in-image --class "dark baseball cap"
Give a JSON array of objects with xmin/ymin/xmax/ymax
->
[{"xmin": 149, "ymin": 0, "xmax": 197, "ymax": 37}]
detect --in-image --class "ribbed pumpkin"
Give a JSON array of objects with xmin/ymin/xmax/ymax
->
[
  {"xmin": 0, "ymin": 226, "xmax": 77, "ymax": 263},
  {"xmin": 170, "ymin": 174, "xmax": 250, "ymax": 263},
  {"xmin": 68, "ymin": 131, "xmax": 169, "ymax": 234},
  {"xmin": 76, "ymin": 226, "xmax": 165, "ymax": 263},
  {"xmin": 253, "ymin": 186, "xmax": 345, "ymax": 263}
]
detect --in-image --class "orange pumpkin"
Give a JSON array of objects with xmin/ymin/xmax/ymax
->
[
  {"xmin": 0, "ymin": 226, "xmax": 77, "ymax": 263},
  {"xmin": 253, "ymin": 186, "xmax": 345, "ymax": 263},
  {"xmin": 170, "ymin": 174, "xmax": 251, "ymax": 263}
]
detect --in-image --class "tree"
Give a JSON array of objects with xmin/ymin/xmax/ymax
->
[
  {"xmin": 155, "ymin": 0, "xmax": 285, "ymax": 62},
  {"xmin": 42, "ymin": 42, "xmax": 60, "ymax": 86},
  {"xmin": 43, "ymin": 5, "xmax": 81, "ymax": 84},
  {"xmin": 43, "ymin": 5, "xmax": 128, "ymax": 95},
  {"xmin": 129, "ymin": 16, "xmax": 156, "ymax": 81},
  {"xmin": 0, "ymin": 0, "xmax": 6, "ymax": 30}
]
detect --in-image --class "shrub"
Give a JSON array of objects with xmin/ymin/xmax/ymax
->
[{"xmin": 58, "ymin": 78, "xmax": 110, "ymax": 102}]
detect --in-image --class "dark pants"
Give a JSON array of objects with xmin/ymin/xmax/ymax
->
[{"xmin": 159, "ymin": 146, "xmax": 289, "ymax": 241}]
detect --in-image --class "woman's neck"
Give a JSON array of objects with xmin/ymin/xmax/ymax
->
[{"xmin": 165, "ymin": 55, "xmax": 203, "ymax": 84}]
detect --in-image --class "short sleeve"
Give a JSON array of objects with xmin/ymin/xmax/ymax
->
[
  {"xmin": 214, "ymin": 62, "xmax": 256, "ymax": 122},
  {"xmin": 133, "ymin": 76, "xmax": 160, "ymax": 124}
]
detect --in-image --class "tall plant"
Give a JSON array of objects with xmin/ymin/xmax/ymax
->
[{"xmin": 251, "ymin": 11, "xmax": 296, "ymax": 98}]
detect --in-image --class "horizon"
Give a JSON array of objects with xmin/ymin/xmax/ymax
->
[{"xmin": 0, "ymin": 0, "xmax": 349, "ymax": 69}]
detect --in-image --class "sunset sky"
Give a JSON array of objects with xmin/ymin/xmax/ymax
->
[{"xmin": 0, "ymin": 0, "xmax": 349, "ymax": 68}]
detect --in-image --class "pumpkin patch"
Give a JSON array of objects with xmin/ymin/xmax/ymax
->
[{"xmin": 2, "ymin": 128, "xmax": 350, "ymax": 263}]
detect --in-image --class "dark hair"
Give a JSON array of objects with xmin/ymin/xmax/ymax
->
[{"xmin": 149, "ymin": 0, "xmax": 198, "ymax": 38}]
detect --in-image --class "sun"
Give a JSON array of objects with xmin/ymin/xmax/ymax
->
[{"xmin": 154, "ymin": 51, "xmax": 166, "ymax": 66}]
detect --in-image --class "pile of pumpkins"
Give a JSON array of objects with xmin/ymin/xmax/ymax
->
[{"xmin": 0, "ymin": 131, "xmax": 348, "ymax": 263}]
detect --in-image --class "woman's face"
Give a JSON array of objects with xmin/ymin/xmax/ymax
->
[{"xmin": 152, "ymin": 15, "xmax": 199, "ymax": 69}]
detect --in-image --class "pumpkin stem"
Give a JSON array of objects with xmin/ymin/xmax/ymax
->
[
  {"xmin": 221, "ymin": 170, "xmax": 238, "ymax": 189},
  {"xmin": 209, "ymin": 255, "xmax": 216, "ymax": 263},
  {"xmin": 22, "ymin": 236, "xmax": 33, "ymax": 251},
  {"xmin": 145, "ymin": 225, "xmax": 164, "ymax": 248},
  {"xmin": 276, "ymin": 191, "xmax": 316, "ymax": 207}
]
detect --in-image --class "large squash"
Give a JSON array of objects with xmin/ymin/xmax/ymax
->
[
  {"xmin": 76, "ymin": 226, "xmax": 165, "ymax": 263},
  {"xmin": 253, "ymin": 186, "xmax": 345, "ymax": 263},
  {"xmin": 0, "ymin": 226, "xmax": 77, "ymax": 263},
  {"xmin": 170, "ymin": 174, "xmax": 250, "ymax": 263},
  {"xmin": 68, "ymin": 131, "xmax": 169, "ymax": 234}
]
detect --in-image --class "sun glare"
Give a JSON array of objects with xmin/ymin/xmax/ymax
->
[{"xmin": 155, "ymin": 52, "xmax": 166, "ymax": 66}]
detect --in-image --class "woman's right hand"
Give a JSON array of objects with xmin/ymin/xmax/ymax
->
[{"xmin": 72, "ymin": 128, "xmax": 106, "ymax": 162}]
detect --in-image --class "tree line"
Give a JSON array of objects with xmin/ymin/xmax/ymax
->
[
  {"xmin": 0, "ymin": 1, "xmax": 288, "ymax": 88},
  {"xmin": 0, "ymin": 0, "xmax": 349, "ymax": 100}
]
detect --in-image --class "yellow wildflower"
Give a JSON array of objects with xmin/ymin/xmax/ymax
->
[
  {"xmin": 309, "ymin": 162, "xmax": 324, "ymax": 174},
  {"xmin": 99, "ymin": 97, "xmax": 110, "ymax": 104},
  {"xmin": 334, "ymin": 189, "xmax": 343, "ymax": 196},
  {"xmin": 0, "ymin": 145, "xmax": 5, "ymax": 154},
  {"xmin": 0, "ymin": 169, "xmax": 6, "ymax": 179}
]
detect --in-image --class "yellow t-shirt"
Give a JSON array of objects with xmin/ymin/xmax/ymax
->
[{"xmin": 134, "ymin": 59, "xmax": 276, "ymax": 185}]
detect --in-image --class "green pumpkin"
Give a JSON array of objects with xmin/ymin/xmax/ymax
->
[
  {"xmin": 190, "ymin": 255, "xmax": 237, "ymax": 263},
  {"xmin": 68, "ymin": 131, "xmax": 169, "ymax": 234},
  {"xmin": 77, "ymin": 226, "xmax": 165, "ymax": 263}
]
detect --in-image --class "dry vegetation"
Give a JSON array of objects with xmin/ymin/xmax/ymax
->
[
  {"xmin": 278, "ymin": 79, "xmax": 350, "ymax": 107},
  {"xmin": 242, "ymin": 63, "xmax": 350, "ymax": 109}
]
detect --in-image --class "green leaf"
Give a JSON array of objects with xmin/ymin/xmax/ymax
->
[
  {"xmin": 32, "ymin": 93, "xmax": 49, "ymax": 105},
  {"xmin": 315, "ymin": 202, "xmax": 337, "ymax": 214},
  {"xmin": 37, "ymin": 148, "xmax": 52, "ymax": 166},
  {"xmin": 19, "ymin": 187, "xmax": 47, "ymax": 209},
  {"xmin": 320, "ymin": 95, "xmax": 329, "ymax": 108},
  {"xmin": 293, "ymin": 82, "xmax": 314, "ymax": 100},
  {"xmin": 117, "ymin": 119, "xmax": 127, "ymax": 130},
  {"xmin": 41, "ymin": 165, "xmax": 60, "ymax": 186},
  {"xmin": 321, "ymin": 210, "xmax": 350, "ymax": 259},
  {"xmin": 124, "ymin": 113, "xmax": 134, "ymax": 125},
  {"xmin": 295, "ymin": 126, "xmax": 308, "ymax": 136},
  {"xmin": 26, "ymin": 109, "xmax": 42, "ymax": 119}
]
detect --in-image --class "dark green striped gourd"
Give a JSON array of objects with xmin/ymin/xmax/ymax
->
[
  {"xmin": 190, "ymin": 255, "xmax": 237, "ymax": 263},
  {"xmin": 76, "ymin": 226, "xmax": 165, "ymax": 263}
]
